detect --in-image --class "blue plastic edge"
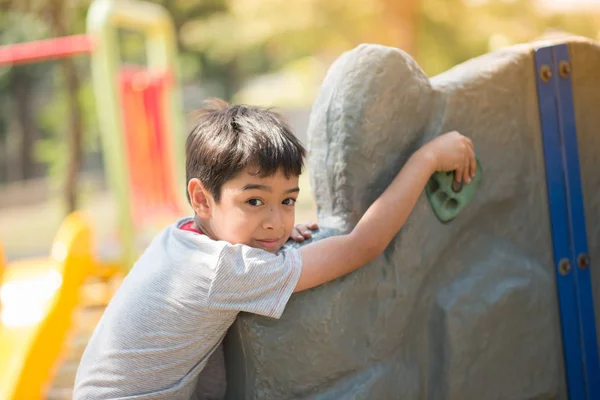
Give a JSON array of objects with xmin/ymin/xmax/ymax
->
[
  {"xmin": 534, "ymin": 44, "xmax": 585, "ymax": 399},
  {"xmin": 554, "ymin": 43, "xmax": 600, "ymax": 399}
]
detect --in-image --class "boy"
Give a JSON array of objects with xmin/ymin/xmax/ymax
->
[{"xmin": 74, "ymin": 99, "xmax": 476, "ymax": 399}]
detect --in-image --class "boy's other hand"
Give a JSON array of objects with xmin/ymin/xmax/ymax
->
[
  {"xmin": 422, "ymin": 130, "xmax": 476, "ymax": 184},
  {"xmin": 290, "ymin": 222, "xmax": 319, "ymax": 242}
]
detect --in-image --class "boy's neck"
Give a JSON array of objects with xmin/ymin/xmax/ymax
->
[{"xmin": 193, "ymin": 215, "xmax": 214, "ymax": 240}]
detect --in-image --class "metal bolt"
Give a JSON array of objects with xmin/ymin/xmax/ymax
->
[
  {"xmin": 540, "ymin": 65, "xmax": 552, "ymax": 82},
  {"xmin": 577, "ymin": 253, "xmax": 590, "ymax": 270},
  {"xmin": 558, "ymin": 258, "xmax": 571, "ymax": 275},
  {"xmin": 559, "ymin": 61, "xmax": 571, "ymax": 78},
  {"xmin": 451, "ymin": 180, "xmax": 463, "ymax": 193}
]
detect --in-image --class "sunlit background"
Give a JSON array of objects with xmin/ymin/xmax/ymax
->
[
  {"xmin": 1, "ymin": 0, "xmax": 599, "ymax": 261},
  {"xmin": 0, "ymin": 0, "xmax": 598, "ymax": 398}
]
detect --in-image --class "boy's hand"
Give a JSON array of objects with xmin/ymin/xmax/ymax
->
[
  {"xmin": 289, "ymin": 222, "xmax": 318, "ymax": 242},
  {"xmin": 422, "ymin": 130, "xmax": 476, "ymax": 184}
]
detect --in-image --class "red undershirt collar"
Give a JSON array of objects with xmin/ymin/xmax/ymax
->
[{"xmin": 180, "ymin": 221, "xmax": 202, "ymax": 234}]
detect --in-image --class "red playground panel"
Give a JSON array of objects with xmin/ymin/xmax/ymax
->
[{"xmin": 119, "ymin": 67, "xmax": 181, "ymax": 227}]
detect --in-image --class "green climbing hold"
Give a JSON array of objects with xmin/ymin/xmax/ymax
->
[{"xmin": 425, "ymin": 158, "xmax": 483, "ymax": 223}]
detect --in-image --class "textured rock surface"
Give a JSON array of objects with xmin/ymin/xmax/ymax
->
[{"xmin": 225, "ymin": 37, "xmax": 600, "ymax": 399}]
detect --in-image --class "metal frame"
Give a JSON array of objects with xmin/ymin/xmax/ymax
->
[
  {"xmin": 0, "ymin": 35, "xmax": 94, "ymax": 66},
  {"xmin": 534, "ymin": 43, "xmax": 600, "ymax": 399},
  {"xmin": 86, "ymin": 0, "xmax": 186, "ymax": 269}
]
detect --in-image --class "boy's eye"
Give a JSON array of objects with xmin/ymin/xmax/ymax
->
[
  {"xmin": 247, "ymin": 198, "xmax": 264, "ymax": 206},
  {"xmin": 282, "ymin": 198, "xmax": 297, "ymax": 206}
]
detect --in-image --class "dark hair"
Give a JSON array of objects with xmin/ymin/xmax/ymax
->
[{"xmin": 185, "ymin": 98, "xmax": 306, "ymax": 202}]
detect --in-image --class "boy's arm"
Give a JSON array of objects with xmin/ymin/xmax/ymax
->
[{"xmin": 294, "ymin": 131, "xmax": 475, "ymax": 292}]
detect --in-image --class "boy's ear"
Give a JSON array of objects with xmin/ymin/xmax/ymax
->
[{"xmin": 188, "ymin": 178, "xmax": 212, "ymax": 218}]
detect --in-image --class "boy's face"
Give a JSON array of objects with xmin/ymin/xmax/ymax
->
[{"xmin": 199, "ymin": 167, "xmax": 299, "ymax": 253}]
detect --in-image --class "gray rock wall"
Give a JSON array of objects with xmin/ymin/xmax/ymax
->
[{"xmin": 225, "ymin": 37, "xmax": 600, "ymax": 399}]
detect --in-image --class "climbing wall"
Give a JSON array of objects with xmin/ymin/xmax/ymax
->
[{"xmin": 225, "ymin": 36, "xmax": 600, "ymax": 399}]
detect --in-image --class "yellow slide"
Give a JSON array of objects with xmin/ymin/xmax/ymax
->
[
  {"xmin": 0, "ymin": 212, "xmax": 96, "ymax": 399},
  {"xmin": 0, "ymin": 1, "xmax": 185, "ymax": 397}
]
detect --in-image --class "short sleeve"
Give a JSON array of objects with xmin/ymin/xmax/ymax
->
[{"xmin": 207, "ymin": 245, "xmax": 302, "ymax": 318}]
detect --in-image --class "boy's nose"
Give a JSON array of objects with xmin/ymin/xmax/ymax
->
[{"xmin": 262, "ymin": 207, "xmax": 284, "ymax": 230}]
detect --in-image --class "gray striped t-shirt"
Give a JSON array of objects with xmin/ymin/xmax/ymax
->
[{"xmin": 74, "ymin": 217, "xmax": 302, "ymax": 399}]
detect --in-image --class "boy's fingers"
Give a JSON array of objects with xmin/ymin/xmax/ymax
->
[
  {"xmin": 455, "ymin": 164, "xmax": 464, "ymax": 183},
  {"xmin": 463, "ymin": 155, "xmax": 471, "ymax": 184},
  {"xmin": 292, "ymin": 223, "xmax": 318, "ymax": 241},
  {"xmin": 299, "ymin": 226, "xmax": 312, "ymax": 238},
  {"xmin": 292, "ymin": 225, "xmax": 312, "ymax": 239},
  {"xmin": 466, "ymin": 138, "xmax": 474, "ymax": 150},
  {"xmin": 291, "ymin": 229, "xmax": 305, "ymax": 241}
]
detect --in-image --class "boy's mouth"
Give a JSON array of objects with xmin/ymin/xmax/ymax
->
[{"xmin": 255, "ymin": 238, "xmax": 280, "ymax": 250}]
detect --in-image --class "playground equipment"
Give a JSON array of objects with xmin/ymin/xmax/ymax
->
[
  {"xmin": 0, "ymin": 213, "xmax": 97, "ymax": 399},
  {"xmin": 426, "ymin": 157, "xmax": 483, "ymax": 223},
  {"xmin": 0, "ymin": 0, "xmax": 185, "ymax": 398},
  {"xmin": 87, "ymin": 0, "xmax": 186, "ymax": 268},
  {"xmin": 225, "ymin": 37, "xmax": 600, "ymax": 399},
  {"xmin": 1, "ymin": 3, "xmax": 599, "ymax": 400}
]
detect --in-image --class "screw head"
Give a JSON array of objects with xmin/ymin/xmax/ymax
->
[
  {"xmin": 577, "ymin": 253, "xmax": 590, "ymax": 269},
  {"xmin": 540, "ymin": 65, "xmax": 552, "ymax": 82},
  {"xmin": 558, "ymin": 258, "xmax": 571, "ymax": 275},
  {"xmin": 559, "ymin": 61, "xmax": 571, "ymax": 78}
]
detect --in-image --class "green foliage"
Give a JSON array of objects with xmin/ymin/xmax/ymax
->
[
  {"xmin": 163, "ymin": 0, "xmax": 600, "ymax": 101},
  {"xmin": 175, "ymin": 0, "xmax": 387, "ymax": 97},
  {"xmin": 35, "ymin": 60, "xmax": 97, "ymax": 187},
  {"xmin": 0, "ymin": 2, "xmax": 94, "ymax": 190},
  {"xmin": 419, "ymin": 0, "xmax": 599, "ymax": 76},
  {"xmin": 0, "ymin": 11, "xmax": 52, "ymax": 105},
  {"xmin": 0, "ymin": 11, "xmax": 53, "ymax": 173}
]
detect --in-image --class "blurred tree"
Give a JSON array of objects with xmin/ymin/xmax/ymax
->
[
  {"xmin": 374, "ymin": 0, "xmax": 421, "ymax": 56},
  {"xmin": 0, "ymin": 0, "xmax": 598, "ymax": 197},
  {"xmin": 146, "ymin": 0, "xmax": 231, "ymax": 96},
  {"xmin": 1, "ymin": 0, "xmax": 88, "ymax": 213},
  {"xmin": 176, "ymin": 0, "xmax": 416, "ymax": 99},
  {"xmin": 0, "ymin": 11, "xmax": 50, "ymax": 181},
  {"xmin": 124, "ymin": 0, "xmax": 600, "ymax": 98},
  {"xmin": 47, "ymin": 0, "xmax": 85, "ymax": 213},
  {"xmin": 419, "ymin": 0, "xmax": 599, "ymax": 76}
]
